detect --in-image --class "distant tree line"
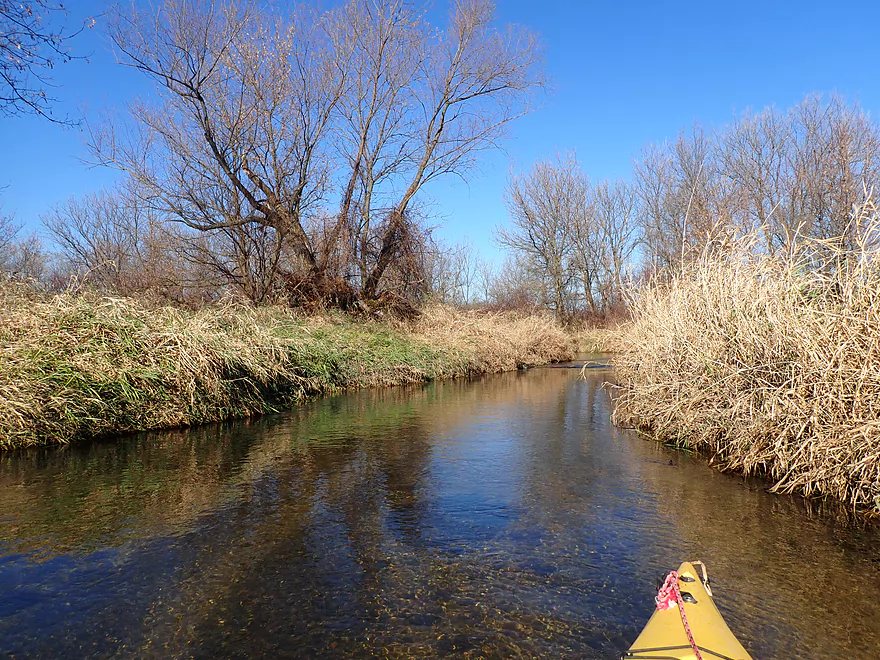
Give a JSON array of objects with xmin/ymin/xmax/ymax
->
[
  {"xmin": 497, "ymin": 153, "xmax": 637, "ymax": 319},
  {"xmin": 2, "ymin": 9, "xmax": 878, "ymax": 324},
  {"xmin": 496, "ymin": 94, "xmax": 880, "ymax": 321}
]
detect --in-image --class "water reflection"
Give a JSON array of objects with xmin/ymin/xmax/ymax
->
[{"xmin": 1, "ymin": 366, "xmax": 879, "ymax": 658}]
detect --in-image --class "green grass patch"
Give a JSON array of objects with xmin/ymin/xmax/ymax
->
[{"xmin": 0, "ymin": 284, "xmax": 572, "ymax": 448}]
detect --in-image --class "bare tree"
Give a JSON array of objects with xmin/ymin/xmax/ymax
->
[
  {"xmin": 0, "ymin": 0, "xmax": 94, "ymax": 119},
  {"xmin": 787, "ymin": 95, "xmax": 880, "ymax": 248},
  {"xmin": 450, "ymin": 240, "xmax": 485, "ymax": 305},
  {"xmin": 490, "ymin": 93, "xmax": 880, "ymax": 322},
  {"xmin": 359, "ymin": 0, "xmax": 544, "ymax": 299},
  {"xmin": 503, "ymin": 163, "xmax": 638, "ymax": 317},
  {"xmin": 485, "ymin": 252, "xmax": 543, "ymax": 311},
  {"xmin": 497, "ymin": 153, "xmax": 586, "ymax": 320},
  {"xmin": 91, "ymin": 0, "xmax": 343, "ymax": 303},
  {"xmin": 5, "ymin": 232, "xmax": 46, "ymax": 280},
  {"xmin": 42, "ymin": 185, "xmax": 200, "ymax": 298},
  {"xmin": 0, "ymin": 211, "xmax": 51, "ymax": 282},
  {"xmin": 0, "ymin": 211, "xmax": 20, "ymax": 268},
  {"xmin": 475, "ymin": 258, "xmax": 495, "ymax": 305},
  {"xmin": 91, "ymin": 0, "xmax": 542, "ymax": 306},
  {"xmin": 326, "ymin": 0, "xmax": 425, "ymax": 292},
  {"xmin": 44, "ymin": 189, "xmax": 135, "ymax": 286},
  {"xmin": 635, "ymin": 126, "xmax": 733, "ymax": 270},
  {"xmin": 718, "ymin": 105, "xmax": 790, "ymax": 253},
  {"xmin": 592, "ymin": 180, "xmax": 639, "ymax": 312},
  {"xmin": 567, "ymin": 180, "xmax": 600, "ymax": 314},
  {"xmin": 424, "ymin": 240, "xmax": 495, "ymax": 306},
  {"xmin": 717, "ymin": 95, "xmax": 880, "ymax": 255}
]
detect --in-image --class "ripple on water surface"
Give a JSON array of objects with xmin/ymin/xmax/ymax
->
[{"xmin": 0, "ymin": 364, "xmax": 879, "ymax": 658}]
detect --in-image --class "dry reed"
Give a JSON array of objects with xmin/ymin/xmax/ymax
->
[
  {"xmin": 0, "ymin": 284, "xmax": 572, "ymax": 449},
  {"xmin": 412, "ymin": 306, "xmax": 572, "ymax": 372},
  {"xmin": 614, "ymin": 207, "xmax": 880, "ymax": 512},
  {"xmin": 571, "ymin": 327, "xmax": 627, "ymax": 354}
]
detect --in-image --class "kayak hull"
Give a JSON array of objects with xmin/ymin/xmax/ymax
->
[{"xmin": 624, "ymin": 562, "xmax": 753, "ymax": 660}]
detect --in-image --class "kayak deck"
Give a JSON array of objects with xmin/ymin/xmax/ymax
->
[{"xmin": 624, "ymin": 562, "xmax": 752, "ymax": 660}]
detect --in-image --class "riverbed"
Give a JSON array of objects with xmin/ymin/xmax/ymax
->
[{"xmin": 1, "ymin": 362, "xmax": 878, "ymax": 658}]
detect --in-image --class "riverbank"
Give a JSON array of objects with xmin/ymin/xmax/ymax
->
[
  {"xmin": 0, "ymin": 283, "xmax": 572, "ymax": 448},
  {"xmin": 612, "ymin": 235, "xmax": 880, "ymax": 514},
  {"xmin": 573, "ymin": 326, "xmax": 626, "ymax": 354}
]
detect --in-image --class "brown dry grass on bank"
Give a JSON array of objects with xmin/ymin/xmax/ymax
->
[
  {"xmin": 413, "ymin": 306, "xmax": 573, "ymax": 370},
  {"xmin": 0, "ymin": 282, "xmax": 572, "ymax": 449},
  {"xmin": 570, "ymin": 326, "xmax": 628, "ymax": 354},
  {"xmin": 614, "ymin": 222, "xmax": 880, "ymax": 513}
]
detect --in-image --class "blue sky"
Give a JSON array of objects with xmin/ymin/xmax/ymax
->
[{"xmin": 2, "ymin": 0, "xmax": 880, "ymax": 263}]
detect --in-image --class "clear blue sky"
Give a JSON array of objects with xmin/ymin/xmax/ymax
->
[{"xmin": 2, "ymin": 0, "xmax": 879, "ymax": 262}]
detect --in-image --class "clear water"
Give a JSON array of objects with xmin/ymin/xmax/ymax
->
[{"xmin": 1, "ymin": 363, "xmax": 879, "ymax": 658}]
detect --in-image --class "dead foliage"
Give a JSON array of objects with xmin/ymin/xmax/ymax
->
[{"xmin": 614, "ymin": 200, "xmax": 880, "ymax": 513}]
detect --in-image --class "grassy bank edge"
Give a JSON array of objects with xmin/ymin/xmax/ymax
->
[
  {"xmin": 610, "ymin": 242, "xmax": 880, "ymax": 515},
  {"xmin": 0, "ymin": 287, "xmax": 573, "ymax": 449}
]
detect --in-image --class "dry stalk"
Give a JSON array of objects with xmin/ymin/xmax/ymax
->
[{"xmin": 615, "ymin": 202, "xmax": 880, "ymax": 512}]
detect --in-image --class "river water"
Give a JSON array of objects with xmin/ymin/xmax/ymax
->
[{"xmin": 1, "ymin": 362, "xmax": 879, "ymax": 658}]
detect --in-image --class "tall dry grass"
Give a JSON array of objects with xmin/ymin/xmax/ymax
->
[
  {"xmin": 412, "ymin": 306, "xmax": 573, "ymax": 372},
  {"xmin": 0, "ymin": 283, "xmax": 572, "ymax": 449},
  {"xmin": 615, "ymin": 208, "xmax": 880, "ymax": 513}
]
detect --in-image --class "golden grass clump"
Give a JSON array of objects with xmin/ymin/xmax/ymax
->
[
  {"xmin": 412, "ymin": 306, "xmax": 573, "ymax": 373},
  {"xmin": 571, "ymin": 327, "xmax": 627, "ymax": 354},
  {"xmin": 614, "ymin": 218, "xmax": 880, "ymax": 513},
  {"xmin": 0, "ymin": 286, "xmax": 572, "ymax": 449}
]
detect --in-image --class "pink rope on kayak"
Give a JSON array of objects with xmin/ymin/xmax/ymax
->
[{"xmin": 655, "ymin": 570, "xmax": 703, "ymax": 660}]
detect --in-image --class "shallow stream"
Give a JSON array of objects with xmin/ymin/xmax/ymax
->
[{"xmin": 1, "ymin": 362, "xmax": 879, "ymax": 658}]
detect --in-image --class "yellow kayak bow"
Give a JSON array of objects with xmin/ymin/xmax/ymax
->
[{"xmin": 624, "ymin": 561, "xmax": 753, "ymax": 660}]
